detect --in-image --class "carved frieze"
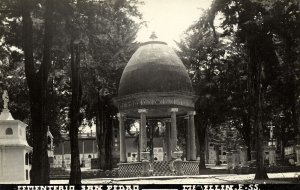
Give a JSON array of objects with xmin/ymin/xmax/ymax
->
[{"xmin": 115, "ymin": 95, "xmax": 195, "ymax": 111}]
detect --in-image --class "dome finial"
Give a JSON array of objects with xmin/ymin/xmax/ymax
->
[{"xmin": 150, "ymin": 31, "xmax": 158, "ymax": 40}]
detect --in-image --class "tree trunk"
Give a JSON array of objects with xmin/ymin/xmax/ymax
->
[
  {"xmin": 97, "ymin": 97, "xmax": 113, "ymax": 170},
  {"xmin": 104, "ymin": 114, "xmax": 113, "ymax": 170},
  {"xmin": 21, "ymin": 0, "xmax": 54, "ymax": 184},
  {"xmin": 280, "ymin": 123, "xmax": 286, "ymax": 161},
  {"xmin": 196, "ymin": 115, "xmax": 207, "ymax": 169},
  {"xmin": 97, "ymin": 95, "xmax": 106, "ymax": 170},
  {"xmin": 241, "ymin": 114, "xmax": 251, "ymax": 161},
  {"xmin": 95, "ymin": 103, "xmax": 101, "ymax": 167},
  {"xmin": 280, "ymin": 135, "xmax": 285, "ymax": 161},
  {"xmin": 252, "ymin": 43, "xmax": 268, "ymax": 180},
  {"xmin": 69, "ymin": 41, "xmax": 82, "ymax": 184}
]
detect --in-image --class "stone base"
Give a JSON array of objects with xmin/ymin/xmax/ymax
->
[
  {"xmin": 141, "ymin": 160, "xmax": 151, "ymax": 176},
  {"xmin": 0, "ymin": 109, "xmax": 14, "ymax": 120},
  {"xmin": 228, "ymin": 167, "xmax": 238, "ymax": 174},
  {"xmin": 237, "ymin": 166, "xmax": 250, "ymax": 174},
  {"xmin": 91, "ymin": 158, "xmax": 99, "ymax": 169},
  {"xmin": 232, "ymin": 165, "xmax": 300, "ymax": 174},
  {"xmin": 81, "ymin": 159, "xmax": 86, "ymax": 167},
  {"xmin": 173, "ymin": 159, "xmax": 183, "ymax": 175},
  {"xmin": 49, "ymin": 157, "xmax": 54, "ymax": 164},
  {"xmin": 50, "ymin": 168, "xmax": 119, "ymax": 179}
]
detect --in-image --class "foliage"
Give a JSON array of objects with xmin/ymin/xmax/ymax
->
[{"xmin": 177, "ymin": 0, "xmax": 300, "ymax": 177}]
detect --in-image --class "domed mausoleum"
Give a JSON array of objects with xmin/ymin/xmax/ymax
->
[{"xmin": 114, "ymin": 41, "xmax": 198, "ymax": 177}]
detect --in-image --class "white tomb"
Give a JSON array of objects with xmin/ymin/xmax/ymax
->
[
  {"xmin": 0, "ymin": 90, "xmax": 32, "ymax": 184},
  {"xmin": 47, "ymin": 126, "xmax": 55, "ymax": 166}
]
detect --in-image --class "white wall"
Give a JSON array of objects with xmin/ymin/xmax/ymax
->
[{"xmin": 0, "ymin": 147, "xmax": 30, "ymax": 183}]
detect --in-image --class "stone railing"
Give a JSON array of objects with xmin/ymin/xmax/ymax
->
[
  {"xmin": 182, "ymin": 161, "xmax": 199, "ymax": 175},
  {"xmin": 118, "ymin": 160, "xmax": 200, "ymax": 177},
  {"xmin": 118, "ymin": 162, "xmax": 151, "ymax": 178}
]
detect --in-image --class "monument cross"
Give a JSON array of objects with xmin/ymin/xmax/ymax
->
[{"xmin": 268, "ymin": 125, "xmax": 275, "ymax": 139}]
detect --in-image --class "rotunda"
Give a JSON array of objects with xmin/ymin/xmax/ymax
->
[{"xmin": 114, "ymin": 41, "xmax": 198, "ymax": 176}]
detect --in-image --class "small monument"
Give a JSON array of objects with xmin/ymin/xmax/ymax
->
[
  {"xmin": 268, "ymin": 125, "xmax": 276, "ymax": 166},
  {"xmin": 47, "ymin": 126, "xmax": 54, "ymax": 166},
  {"xmin": 0, "ymin": 90, "xmax": 32, "ymax": 183},
  {"xmin": 239, "ymin": 146, "xmax": 248, "ymax": 167},
  {"xmin": 226, "ymin": 151, "xmax": 233, "ymax": 171}
]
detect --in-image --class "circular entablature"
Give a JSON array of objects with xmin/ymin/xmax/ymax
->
[{"xmin": 114, "ymin": 92, "xmax": 197, "ymax": 118}]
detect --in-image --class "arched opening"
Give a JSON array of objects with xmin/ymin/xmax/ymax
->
[
  {"xmin": 29, "ymin": 152, "xmax": 32, "ymax": 165},
  {"xmin": 26, "ymin": 170, "xmax": 28, "ymax": 180},
  {"xmin": 5, "ymin": 128, "xmax": 13, "ymax": 135},
  {"xmin": 25, "ymin": 153, "xmax": 29, "ymax": 165}
]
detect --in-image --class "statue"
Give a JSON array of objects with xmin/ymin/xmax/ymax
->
[{"xmin": 2, "ymin": 90, "xmax": 9, "ymax": 109}]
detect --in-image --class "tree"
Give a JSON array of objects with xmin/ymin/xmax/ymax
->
[
  {"xmin": 81, "ymin": 0, "xmax": 142, "ymax": 170},
  {"xmin": 0, "ymin": 0, "xmax": 70, "ymax": 165},
  {"xmin": 177, "ymin": 12, "xmax": 233, "ymax": 169},
  {"xmin": 207, "ymin": 0, "xmax": 300, "ymax": 179},
  {"xmin": 21, "ymin": 0, "xmax": 55, "ymax": 183},
  {"xmin": 69, "ymin": 39, "xmax": 83, "ymax": 183}
]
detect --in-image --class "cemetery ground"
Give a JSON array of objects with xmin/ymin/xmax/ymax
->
[{"xmin": 50, "ymin": 165, "xmax": 300, "ymax": 184}]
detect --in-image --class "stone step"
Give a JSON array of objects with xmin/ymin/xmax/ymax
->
[{"xmin": 49, "ymin": 168, "xmax": 70, "ymax": 179}]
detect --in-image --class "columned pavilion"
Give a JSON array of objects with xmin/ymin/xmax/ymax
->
[{"xmin": 114, "ymin": 41, "xmax": 198, "ymax": 177}]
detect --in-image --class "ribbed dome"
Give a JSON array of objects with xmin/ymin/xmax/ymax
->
[{"xmin": 118, "ymin": 41, "xmax": 193, "ymax": 97}]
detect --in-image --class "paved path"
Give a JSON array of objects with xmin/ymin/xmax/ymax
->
[{"xmin": 51, "ymin": 172, "xmax": 300, "ymax": 184}]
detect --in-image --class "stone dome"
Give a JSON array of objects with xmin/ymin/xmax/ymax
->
[
  {"xmin": 114, "ymin": 41, "xmax": 196, "ymax": 118},
  {"xmin": 118, "ymin": 41, "xmax": 193, "ymax": 97}
]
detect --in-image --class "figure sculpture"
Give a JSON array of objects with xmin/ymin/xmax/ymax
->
[{"xmin": 2, "ymin": 90, "xmax": 9, "ymax": 109}]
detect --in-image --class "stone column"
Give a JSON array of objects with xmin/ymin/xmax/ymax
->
[
  {"xmin": 188, "ymin": 111, "xmax": 196, "ymax": 161},
  {"xmin": 170, "ymin": 108, "xmax": 178, "ymax": 158},
  {"xmin": 117, "ymin": 112, "xmax": 127, "ymax": 163},
  {"xmin": 239, "ymin": 146, "xmax": 248, "ymax": 167},
  {"xmin": 138, "ymin": 109, "xmax": 147, "ymax": 159},
  {"xmin": 185, "ymin": 116, "xmax": 190, "ymax": 161},
  {"xmin": 268, "ymin": 145, "xmax": 276, "ymax": 166},
  {"xmin": 165, "ymin": 120, "xmax": 172, "ymax": 161}
]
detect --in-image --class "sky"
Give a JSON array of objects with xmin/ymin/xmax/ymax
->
[{"xmin": 136, "ymin": 0, "xmax": 213, "ymax": 47}]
